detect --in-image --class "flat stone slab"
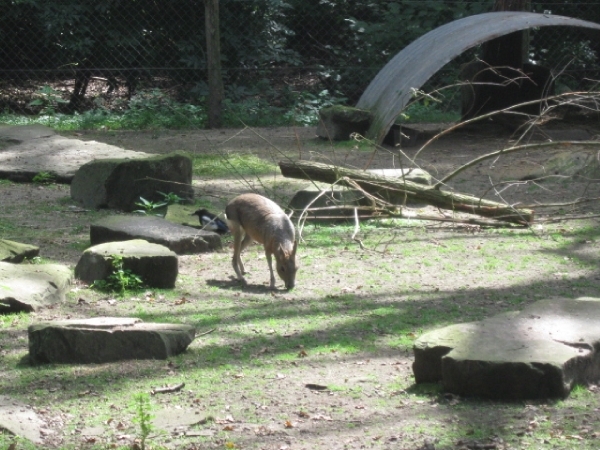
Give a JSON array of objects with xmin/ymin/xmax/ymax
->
[
  {"xmin": 0, "ymin": 125, "xmax": 152, "ymax": 182},
  {"xmin": 90, "ymin": 215, "xmax": 221, "ymax": 254},
  {"xmin": 0, "ymin": 395, "xmax": 47, "ymax": 444},
  {"xmin": 75, "ymin": 239, "xmax": 178, "ymax": 289},
  {"xmin": 0, "ymin": 262, "xmax": 72, "ymax": 313},
  {"xmin": 413, "ymin": 297, "xmax": 600, "ymax": 399},
  {"xmin": 0, "ymin": 239, "xmax": 39, "ymax": 263},
  {"xmin": 28, "ymin": 317, "xmax": 196, "ymax": 364}
]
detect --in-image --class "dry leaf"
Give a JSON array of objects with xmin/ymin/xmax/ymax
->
[
  {"xmin": 284, "ymin": 420, "xmax": 294, "ymax": 428},
  {"xmin": 223, "ymin": 425, "xmax": 235, "ymax": 431}
]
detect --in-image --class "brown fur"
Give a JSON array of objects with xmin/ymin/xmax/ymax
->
[{"xmin": 225, "ymin": 193, "xmax": 298, "ymax": 290}]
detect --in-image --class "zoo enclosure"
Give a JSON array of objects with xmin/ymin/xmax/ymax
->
[{"xmin": 1, "ymin": 0, "xmax": 600, "ymax": 122}]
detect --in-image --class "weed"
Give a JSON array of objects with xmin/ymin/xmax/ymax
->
[
  {"xmin": 157, "ymin": 191, "xmax": 183, "ymax": 205},
  {"xmin": 28, "ymin": 85, "xmax": 69, "ymax": 115},
  {"xmin": 131, "ymin": 392, "xmax": 156, "ymax": 450},
  {"xmin": 91, "ymin": 255, "xmax": 144, "ymax": 296},
  {"xmin": 134, "ymin": 196, "xmax": 168, "ymax": 216},
  {"xmin": 32, "ymin": 171, "xmax": 56, "ymax": 184}
]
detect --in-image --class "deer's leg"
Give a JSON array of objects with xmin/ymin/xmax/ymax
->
[
  {"xmin": 237, "ymin": 233, "xmax": 253, "ymax": 275},
  {"xmin": 230, "ymin": 224, "xmax": 247, "ymax": 286},
  {"xmin": 265, "ymin": 251, "xmax": 276, "ymax": 290}
]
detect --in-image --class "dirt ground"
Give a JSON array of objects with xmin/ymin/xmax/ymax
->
[{"xmin": 2, "ymin": 120, "xmax": 600, "ymax": 449}]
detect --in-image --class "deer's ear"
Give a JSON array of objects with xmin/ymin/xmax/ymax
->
[{"xmin": 292, "ymin": 239, "xmax": 298, "ymax": 256}]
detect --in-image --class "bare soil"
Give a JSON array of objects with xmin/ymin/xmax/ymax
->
[{"xmin": 2, "ymin": 121, "xmax": 600, "ymax": 450}]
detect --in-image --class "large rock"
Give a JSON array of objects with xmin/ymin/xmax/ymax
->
[
  {"xmin": 0, "ymin": 262, "xmax": 72, "ymax": 313},
  {"xmin": 316, "ymin": 106, "xmax": 373, "ymax": 141},
  {"xmin": 413, "ymin": 297, "xmax": 600, "ymax": 399},
  {"xmin": 0, "ymin": 125, "xmax": 152, "ymax": 182},
  {"xmin": 0, "ymin": 395, "xmax": 47, "ymax": 444},
  {"xmin": 28, "ymin": 317, "xmax": 196, "ymax": 364},
  {"xmin": 90, "ymin": 215, "xmax": 221, "ymax": 254},
  {"xmin": 70, "ymin": 151, "xmax": 194, "ymax": 211},
  {"xmin": 75, "ymin": 239, "xmax": 178, "ymax": 289},
  {"xmin": 0, "ymin": 239, "xmax": 39, "ymax": 263}
]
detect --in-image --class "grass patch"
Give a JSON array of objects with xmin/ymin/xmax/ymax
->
[{"xmin": 192, "ymin": 153, "xmax": 278, "ymax": 177}]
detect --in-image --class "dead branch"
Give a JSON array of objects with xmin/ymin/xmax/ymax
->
[
  {"xmin": 435, "ymin": 141, "xmax": 600, "ymax": 188},
  {"xmin": 412, "ymin": 90, "xmax": 600, "ymax": 161},
  {"xmin": 279, "ymin": 160, "xmax": 534, "ymax": 225},
  {"xmin": 150, "ymin": 382, "xmax": 185, "ymax": 395}
]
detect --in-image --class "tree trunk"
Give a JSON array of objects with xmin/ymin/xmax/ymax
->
[
  {"xmin": 279, "ymin": 160, "xmax": 534, "ymax": 225},
  {"xmin": 205, "ymin": 0, "xmax": 224, "ymax": 128},
  {"xmin": 461, "ymin": 0, "xmax": 541, "ymax": 120}
]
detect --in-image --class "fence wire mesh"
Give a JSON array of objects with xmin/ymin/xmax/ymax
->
[{"xmin": 1, "ymin": 0, "xmax": 599, "ymax": 125}]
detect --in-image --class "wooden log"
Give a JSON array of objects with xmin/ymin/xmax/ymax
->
[{"xmin": 279, "ymin": 160, "xmax": 534, "ymax": 225}]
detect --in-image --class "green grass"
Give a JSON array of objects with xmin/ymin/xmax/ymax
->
[
  {"xmin": 192, "ymin": 153, "xmax": 278, "ymax": 177},
  {"xmin": 1, "ymin": 184, "xmax": 600, "ymax": 449}
]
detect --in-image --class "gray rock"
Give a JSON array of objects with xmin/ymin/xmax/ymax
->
[
  {"xmin": 75, "ymin": 239, "xmax": 178, "ymax": 289},
  {"xmin": 316, "ymin": 106, "xmax": 373, "ymax": 141},
  {"xmin": 0, "ymin": 395, "xmax": 47, "ymax": 444},
  {"xmin": 288, "ymin": 168, "xmax": 433, "ymax": 218},
  {"xmin": 413, "ymin": 297, "xmax": 600, "ymax": 399},
  {"xmin": 0, "ymin": 124, "xmax": 55, "ymax": 142},
  {"xmin": 0, "ymin": 239, "xmax": 40, "ymax": 263},
  {"xmin": 28, "ymin": 317, "xmax": 196, "ymax": 364},
  {"xmin": 0, "ymin": 262, "xmax": 72, "ymax": 313},
  {"xmin": 90, "ymin": 215, "xmax": 221, "ymax": 254},
  {"xmin": 0, "ymin": 125, "xmax": 152, "ymax": 182},
  {"xmin": 70, "ymin": 151, "xmax": 194, "ymax": 210}
]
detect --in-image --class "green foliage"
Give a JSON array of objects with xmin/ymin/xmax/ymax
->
[
  {"xmin": 121, "ymin": 90, "xmax": 207, "ymax": 129},
  {"xmin": 134, "ymin": 196, "xmax": 168, "ymax": 215},
  {"xmin": 91, "ymin": 255, "xmax": 144, "ymax": 296},
  {"xmin": 32, "ymin": 171, "xmax": 56, "ymax": 184},
  {"xmin": 158, "ymin": 191, "xmax": 183, "ymax": 205},
  {"xmin": 284, "ymin": 89, "xmax": 347, "ymax": 126},
  {"xmin": 28, "ymin": 86, "xmax": 69, "ymax": 115},
  {"xmin": 131, "ymin": 392, "xmax": 155, "ymax": 450}
]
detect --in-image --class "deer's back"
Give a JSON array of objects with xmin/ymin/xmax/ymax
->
[{"xmin": 225, "ymin": 194, "xmax": 294, "ymax": 247}]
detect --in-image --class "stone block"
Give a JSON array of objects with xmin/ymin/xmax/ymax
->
[
  {"xmin": 413, "ymin": 297, "xmax": 600, "ymax": 399},
  {"xmin": 90, "ymin": 215, "xmax": 221, "ymax": 254},
  {"xmin": 0, "ymin": 262, "xmax": 72, "ymax": 313},
  {"xmin": 70, "ymin": 151, "xmax": 194, "ymax": 211},
  {"xmin": 75, "ymin": 239, "xmax": 178, "ymax": 289},
  {"xmin": 28, "ymin": 317, "xmax": 196, "ymax": 364}
]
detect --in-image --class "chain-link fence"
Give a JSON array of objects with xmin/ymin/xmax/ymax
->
[{"xmin": 1, "ymin": 0, "xmax": 599, "ymax": 125}]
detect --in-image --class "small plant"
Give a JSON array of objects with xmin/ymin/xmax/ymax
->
[
  {"xmin": 157, "ymin": 191, "xmax": 183, "ymax": 205},
  {"xmin": 32, "ymin": 171, "xmax": 56, "ymax": 184},
  {"xmin": 134, "ymin": 196, "xmax": 168, "ymax": 215},
  {"xmin": 131, "ymin": 392, "xmax": 155, "ymax": 450},
  {"xmin": 91, "ymin": 255, "xmax": 144, "ymax": 296},
  {"xmin": 28, "ymin": 85, "xmax": 69, "ymax": 115}
]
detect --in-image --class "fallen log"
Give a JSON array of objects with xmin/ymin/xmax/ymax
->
[{"xmin": 278, "ymin": 160, "xmax": 534, "ymax": 225}]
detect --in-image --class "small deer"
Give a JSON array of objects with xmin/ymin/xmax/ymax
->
[{"xmin": 225, "ymin": 193, "xmax": 298, "ymax": 290}]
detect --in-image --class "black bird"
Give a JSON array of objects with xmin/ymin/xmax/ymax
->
[{"xmin": 191, "ymin": 209, "xmax": 229, "ymax": 233}]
